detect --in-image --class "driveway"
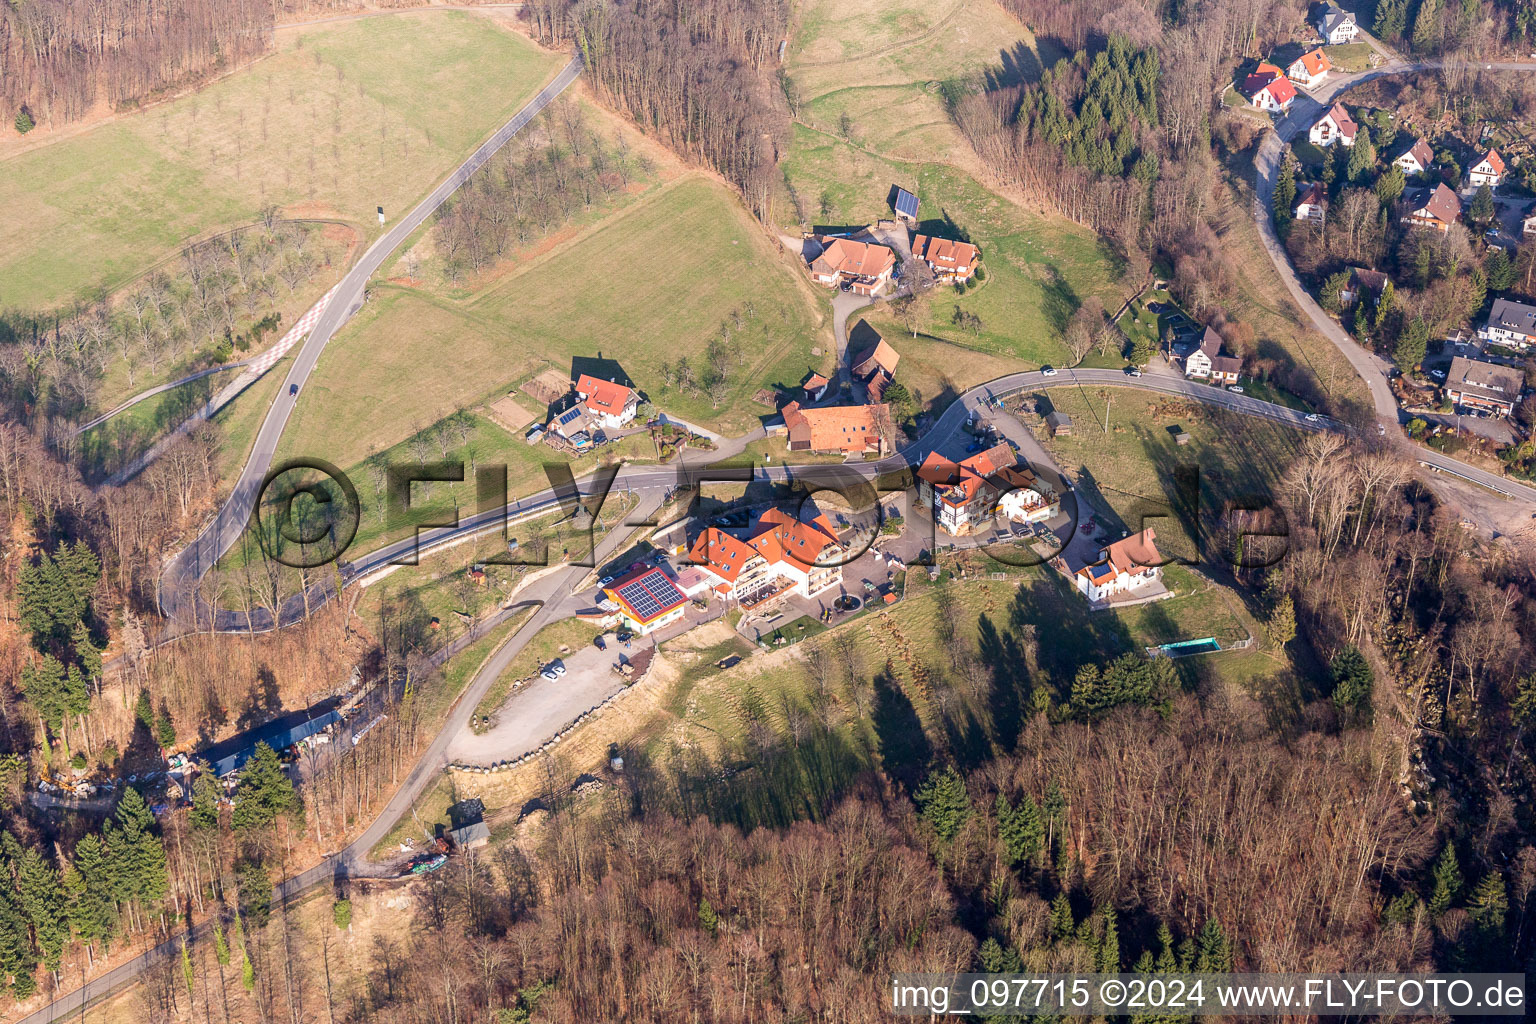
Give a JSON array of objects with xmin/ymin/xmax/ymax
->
[{"xmin": 447, "ymin": 631, "xmax": 632, "ymax": 765}]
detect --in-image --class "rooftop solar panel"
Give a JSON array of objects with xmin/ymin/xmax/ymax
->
[
  {"xmin": 894, "ymin": 188, "xmax": 919, "ymax": 218},
  {"xmin": 612, "ymin": 570, "xmax": 686, "ymax": 623}
]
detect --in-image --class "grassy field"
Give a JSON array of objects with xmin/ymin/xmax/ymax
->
[
  {"xmin": 781, "ymin": 0, "xmax": 1040, "ymax": 225},
  {"xmin": 0, "ymin": 11, "xmax": 564, "ymax": 308},
  {"xmin": 1323, "ymin": 42, "xmax": 1374, "ymax": 73},
  {"xmin": 282, "ymin": 175, "xmax": 829, "ymax": 468},
  {"xmin": 1034, "ymin": 386, "xmax": 1305, "ymax": 564}
]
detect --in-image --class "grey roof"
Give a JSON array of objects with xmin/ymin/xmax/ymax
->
[
  {"xmin": 1045, "ymin": 411, "xmax": 1072, "ymax": 426},
  {"xmin": 1316, "ymin": 3, "xmax": 1356, "ymax": 31},
  {"xmin": 449, "ymin": 821, "xmax": 490, "ymax": 846},
  {"xmin": 1487, "ymin": 298, "xmax": 1536, "ymax": 337},
  {"xmin": 1446, "ymin": 356, "xmax": 1522, "ymax": 402}
]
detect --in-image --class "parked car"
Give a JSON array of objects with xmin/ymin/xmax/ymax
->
[
  {"xmin": 1125, "ymin": 367, "xmax": 1142, "ymax": 377},
  {"xmin": 540, "ymin": 665, "xmax": 560, "ymax": 680},
  {"xmin": 1431, "ymin": 369, "xmax": 1447, "ymax": 380},
  {"xmin": 594, "ymin": 635, "xmax": 607, "ymax": 651},
  {"xmin": 1041, "ymin": 366, "xmax": 1058, "ymax": 377},
  {"xmin": 1305, "ymin": 413, "xmax": 1320, "ymax": 422},
  {"xmin": 599, "ymin": 575, "xmax": 614, "ymax": 586},
  {"xmin": 1227, "ymin": 386, "xmax": 1244, "ymax": 394},
  {"xmin": 550, "ymin": 658, "xmax": 567, "ymax": 677}
]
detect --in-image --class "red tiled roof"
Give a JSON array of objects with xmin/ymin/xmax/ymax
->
[
  {"xmin": 1293, "ymin": 49, "xmax": 1332, "ymax": 76},
  {"xmin": 1413, "ymin": 183, "xmax": 1462, "ymax": 225},
  {"xmin": 810, "ymin": 238, "xmax": 896, "ymax": 280},
  {"xmin": 918, "ymin": 443, "xmax": 1039, "ymax": 508},
  {"xmin": 1315, "ymin": 102, "xmax": 1357, "ymax": 139},
  {"xmin": 1395, "ymin": 138, "xmax": 1433, "ymax": 169},
  {"xmin": 912, "ymin": 234, "xmax": 980, "ymax": 271},
  {"xmin": 689, "ymin": 508, "xmax": 842, "ymax": 582},
  {"xmin": 1476, "ymin": 149, "xmax": 1506, "ymax": 174},
  {"xmin": 1077, "ymin": 528, "xmax": 1162, "ymax": 582},
  {"xmin": 688, "ymin": 528, "xmax": 758, "ymax": 584},
  {"xmin": 575, "ymin": 374, "xmax": 635, "ymax": 416},
  {"xmin": 851, "ymin": 338, "xmax": 901, "ymax": 380},
  {"xmin": 802, "ymin": 371, "xmax": 830, "ymax": 392},
  {"xmin": 782, "ymin": 400, "xmax": 886, "ymax": 452}
]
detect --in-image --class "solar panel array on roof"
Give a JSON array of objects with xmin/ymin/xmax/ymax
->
[
  {"xmin": 894, "ymin": 188, "xmax": 919, "ymax": 219},
  {"xmin": 615, "ymin": 571, "xmax": 686, "ymax": 622},
  {"xmin": 557, "ymin": 407, "xmax": 583, "ymax": 426}
]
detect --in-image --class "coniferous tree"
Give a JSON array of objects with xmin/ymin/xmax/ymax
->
[
  {"xmin": 1392, "ymin": 317, "xmax": 1430, "ymax": 373},
  {"xmin": 915, "ymin": 767, "xmax": 969, "ymax": 844},
  {"xmin": 1412, "ymin": 0, "xmax": 1443, "ymax": 51},
  {"xmin": 191, "ymin": 773, "xmax": 223, "ymax": 831},
  {"xmin": 1195, "ymin": 919, "xmax": 1235, "ymax": 972},
  {"xmin": 14, "ymin": 848, "xmax": 68, "ymax": 974},
  {"xmin": 1375, "ymin": 166, "xmax": 1406, "ymax": 206},
  {"xmin": 996, "ymin": 793, "xmax": 1044, "ymax": 869},
  {"xmin": 113, "ymin": 788, "xmax": 168, "ymax": 915},
  {"xmin": 1429, "ymin": 843, "xmax": 1463, "ymax": 917},
  {"xmin": 1330, "ymin": 645, "xmax": 1375, "ymax": 719},
  {"xmin": 1466, "ymin": 872, "xmax": 1508, "ymax": 956},
  {"xmin": 0, "ymin": 879, "xmax": 36, "ymax": 997},
  {"xmin": 1273, "ymin": 157, "xmax": 1296, "ymax": 237},
  {"xmin": 1376, "ymin": 0, "xmax": 1411, "ymax": 37},
  {"xmin": 1049, "ymin": 892, "xmax": 1075, "ymax": 941},
  {"xmin": 1096, "ymin": 905, "xmax": 1121, "ymax": 972},
  {"xmin": 1486, "ymin": 249, "xmax": 1516, "ymax": 291},
  {"xmin": 20, "ymin": 655, "xmax": 69, "ymax": 734},
  {"xmin": 232, "ymin": 742, "xmax": 302, "ymax": 835}
]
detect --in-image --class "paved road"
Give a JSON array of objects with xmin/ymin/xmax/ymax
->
[
  {"xmin": 156, "ymin": 55, "xmax": 585, "ymax": 627},
  {"xmin": 1249, "ymin": 44, "xmax": 1536, "ymax": 447}
]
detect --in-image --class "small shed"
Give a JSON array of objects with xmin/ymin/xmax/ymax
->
[
  {"xmin": 448, "ymin": 821, "xmax": 490, "ymax": 850},
  {"xmin": 1045, "ymin": 411, "xmax": 1073, "ymax": 437},
  {"xmin": 893, "ymin": 186, "xmax": 920, "ymax": 222},
  {"xmin": 1175, "ymin": 430, "xmax": 1191, "ymax": 446}
]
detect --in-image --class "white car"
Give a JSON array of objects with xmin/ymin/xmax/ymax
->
[
  {"xmin": 1041, "ymin": 366, "xmax": 1058, "ymax": 377},
  {"xmin": 1378, "ymin": 424, "xmax": 1387, "ymax": 435},
  {"xmin": 1430, "ymin": 369, "xmax": 1446, "ymax": 380},
  {"xmin": 1126, "ymin": 367, "xmax": 1143, "ymax": 377},
  {"xmin": 1305, "ymin": 412, "xmax": 1320, "ymax": 422},
  {"xmin": 1227, "ymin": 385, "xmax": 1244, "ymax": 394}
]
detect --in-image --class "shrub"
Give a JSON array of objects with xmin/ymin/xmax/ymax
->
[
  {"xmin": 972, "ymin": 265, "xmax": 986, "ymax": 282},
  {"xmin": 15, "ymin": 109, "xmax": 34, "ymax": 134}
]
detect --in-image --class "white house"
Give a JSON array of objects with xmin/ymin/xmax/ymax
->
[
  {"xmin": 1183, "ymin": 327, "xmax": 1242, "ymax": 385},
  {"xmin": 1481, "ymin": 298, "xmax": 1536, "ymax": 350},
  {"xmin": 1308, "ymin": 102, "xmax": 1357, "ymax": 148},
  {"xmin": 1314, "ymin": 3, "xmax": 1358, "ymax": 43},
  {"xmin": 1070, "ymin": 528, "xmax": 1164, "ymax": 605},
  {"xmin": 574, "ymin": 373, "xmax": 640, "ymax": 429},
  {"xmin": 1293, "ymin": 181, "xmax": 1327, "ymax": 222},
  {"xmin": 1392, "ymin": 138, "xmax": 1434, "ymax": 177},
  {"xmin": 602, "ymin": 566, "xmax": 690, "ymax": 635},
  {"xmin": 1287, "ymin": 48, "xmax": 1333, "ymax": 89},
  {"xmin": 1468, "ymin": 149, "xmax": 1505, "ymax": 189},
  {"xmin": 1244, "ymin": 65, "xmax": 1296, "ymax": 113},
  {"xmin": 915, "ymin": 444, "xmax": 1058, "ymax": 536}
]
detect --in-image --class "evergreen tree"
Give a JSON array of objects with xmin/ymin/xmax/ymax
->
[
  {"xmin": 1375, "ymin": 280, "xmax": 1396, "ymax": 329},
  {"xmin": 697, "ymin": 897, "xmax": 718, "ymax": 935},
  {"xmin": 1267, "ymin": 594, "xmax": 1297, "ymax": 647},
  {"xmin": 236, "ymin": 862, "xmax": 272, "ymax": 928},
  {"xmin": 1195, "ymin": 918, "xmax": 1235, "ymax": 972},
  {"xmin": 1273, "ymin": 157, "xmax": 1297, "ymax": 237},
  {"xmin": 996, "ymin": 793, "xmax": 1044, "ymax": 868},
  {"xmin": 214, "ymin": 917, "xmax": 230, "ymax": 966},
  {"xmin": 1486, "ymin": 249, "xmax": 1516, "ymax": 292},
  {"xmin": 1049, "ymin": 892, "xmax": 1075, "ymax": 941},
  {"xmin": 333, "ymin": 899, "xmax": 352, "ymax": 931},
  {"xmin": 1428, "ymin": 842, "xmax": 1463, "ymax": 917},
  {"xmin": 1153, "ymin": 923, "xmax": 1178, "ymax": 973},
  {"xmin": 71, "ymin": 621, "xmax": 101, "ymax": 683},
  {"xmin": 1330, "ymin": 645, "xmax": 1374, "ymax": 720},
  {"xmin": 1376, "ymin": 0, "xmax": 1411, "ymax": 38},
  {"xmin": 14, "ymin": 848, "xmax": 68, "ymax": 973},
  {"xmin": 0, "ymin": 878, "xmax": 36, "ymax": 997},
  {"xmin": 1321, "ymin": 269, "xmax": 1354, "ymax": 314},
  {"xmin": 232, "ymin": 742, "xmax": 302, "ymax": 835},
  {"xmin": 191, "ymin": 773, "xmax": 223, "ymax": 831},
  {"xmin": 1353, "ymin": 303, "xmax": 1372, "ymax": 344},
  {"xmin": 1393, "ymin": 316, "xmax": 1429, "ymax": 373},
  {"xmin": 979, "ymin": 936, "xmax": 1022, "ymax": 973},
  {"xmin": 1469, "ymin": 184, "xmax": 1495, "ymax": 227},
  {"xmin": 915, "ymin": 766, "xmax": 969, "ymax": 843},
  {"xmin": 1412, "ymin": 0, "xmax": 1443, "ymax": 51},
  {"xmin": 1375, "ymin": 166, "xmax": 1406, "ymax": 206},
  {"xmin": 1346, "ymin": 125, "xmax": 1376, "ymax": 183},
  {"xmin": 20, "ymin": 655, "xmax": 69, "ymax": 734},
  {"xmin": 1466, "ymin": 872, "xmax": 1508, "ymax": 956},
  {"xmin": 1071, "ymin": 654, "xmax": 1174, "ymax": 718},
  {"xmin": 1096, "ymin": 905, "xmax": 1121, "ymax": 972}
]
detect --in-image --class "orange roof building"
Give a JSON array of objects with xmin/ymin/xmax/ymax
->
[
  {"xmin": 850, "ymin": 337, "xmax": 900, "ymax": 400},
  {"xmin": 688, "ymin": 507, "xmax": 844, "ymax": 608},
  {"xmin": 916, "ymin": 443, "xmax": 1057, "ymax": 535},
  {"xmin": 912, "ymin": 234, "xmax": 981, "ymax": 281},
  {"xmin": 1469, "ymin": 148, "xmax": 1506, "ymax": 187},
  {"xmin": 808, "ymin": 238, "xmax": 896, "ymax": 296},
  {"xmin": 602, "ymin": 566, "xmax": 690, "ymax": 634},
  {"xmin": 574, "ymin": 373, "xmax": 640, "ymax": 427},
  {"xmin": 781, "ymin": 400, "xmax": 888, "ymax": 455}
]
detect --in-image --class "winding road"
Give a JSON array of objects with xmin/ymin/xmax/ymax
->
[{"xmin": 23, "ymin": 38, "xmax": 1536, "ymax": 1024}]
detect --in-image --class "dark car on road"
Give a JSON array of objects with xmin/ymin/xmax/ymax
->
[{"xmin": 289, "ymin": 383, "xmax": 299, "ymax": 396}]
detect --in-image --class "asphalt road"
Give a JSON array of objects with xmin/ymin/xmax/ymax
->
[{"xmin": 156, "ymin": 54, "xmax": 585, "ymax": 626}]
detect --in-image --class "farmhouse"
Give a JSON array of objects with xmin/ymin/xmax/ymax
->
[
  {"xmin": 1468, "ymin": 149, "xmax": 1505, "ymax": 189},
  {"xmin": 1443, "ymin": 355, "xmax": 1524, "ymax": 418},
  {"xmin": 1308, "ymin": 102, "xmax": 1357, "ymax": 148},
  {"xmin": 911, "ymin": 234, "xmax": 981, "ymax": 281},
  {"xmin": 850, "ymin": 337, "xmax": 901, "ymax": 401},
  {"xmin": 1244, "ymin": 64, "xmax": 1296, "ymax": 112},
  {"xmin": 1481, "ymin": 298, "xmax": 1536, "ymax": 350},
  {"xmin": 1401, "ymin": 183, "xmax": 1461, "ymax": 232},
  {"xmin": 1287, "ymin": 48, "xmax": 1332, "ymax": 88},
  {"xmin": 917, "ymin": 444, "xmax": 1058, "ymax": 536},
  {"xmin": 1314, "ymin": 3, "xmax": 1358, "ymax": 43},
  {"xmin": 574, "ymin": 374, "xmax": 639, "ymax": 429},
  {"xmin": 1069, "ymin": 528, "xmax": 1165, "ymax": 605},
  {"xmin": 1293, "ymin": 181, "xmax": 1326, "ymax": 222},
  {"xmin": 781, "ymin": 401, "xmax": 888, "ymax": 455},
  {"xmin": 688, "ymin": 507, "xmax": 844, "ymax": 609},
  {"xmin": 1183, "ymin": 327, "xmax": 1241, "ymax": 385},
  {"xmin": 1391, "ymin": 138, "xmax": 1434, "ymax": 177},
  {"xmin": 808, "ymin": 237, "xmax": 896, "ymax": 296},
  {"xmin": 602, "ymin": 566, "xmax": 690, "ymax": 635}
]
